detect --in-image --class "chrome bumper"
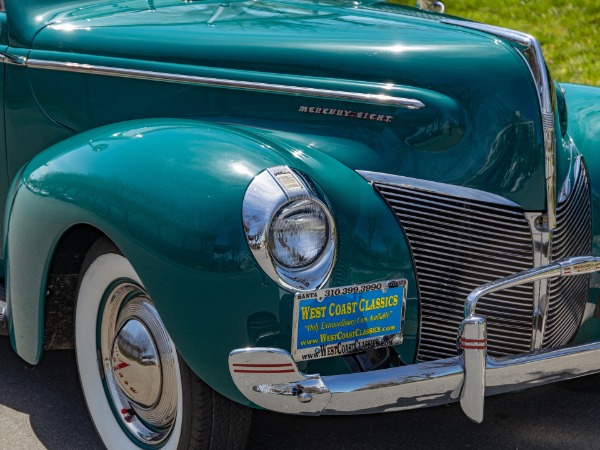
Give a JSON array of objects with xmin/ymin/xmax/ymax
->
[{"xmin": 229, "ymin": 256, "xmax": 600, "ymax": 422}]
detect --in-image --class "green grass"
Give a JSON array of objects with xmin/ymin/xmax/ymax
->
[{"xmin": 391, "ymin": 0, "xmax": 600, "ymax": 86}]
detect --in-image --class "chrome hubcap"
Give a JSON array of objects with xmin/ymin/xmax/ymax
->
[
  {"xmin": 101, "ymin": 283, "xmax": 178, "ymax": 445},
  {"xmin": 112, "ymin": 319, "xmax": 162, "ymax": 408}
]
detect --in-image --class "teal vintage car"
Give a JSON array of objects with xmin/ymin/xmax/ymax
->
[{"xmin": 1, "ymin": 0, "xmax": 599, "ymax": 448}]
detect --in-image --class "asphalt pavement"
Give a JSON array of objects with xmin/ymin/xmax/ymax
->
[{"xmin": 0, "ymin": 336, "xmax": 599, "ymax": 449}]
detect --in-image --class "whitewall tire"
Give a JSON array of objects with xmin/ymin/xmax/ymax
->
[{"xmin": 75, "ymin": 238, "xmax": 250, "ymax": 449}]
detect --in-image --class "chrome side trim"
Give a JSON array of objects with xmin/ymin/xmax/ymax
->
[
  {"xmin": 357, "ymin": 171, "xmax": 521, "ymax": 207},
  {"xmin": 0, "ymin": 53, "xmax": 26, "ymax": 66},
  {"xmin": 24, "ymin": 58, "xmax": 426, "ymax": 110},
  {"xmin": 441, "ymin": 19, "xmax": 557, "ymax": 230}
]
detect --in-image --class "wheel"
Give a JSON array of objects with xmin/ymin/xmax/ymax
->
[{"xmin": 75, "ymin": 238, "xmax": 251, "ymax": 449}]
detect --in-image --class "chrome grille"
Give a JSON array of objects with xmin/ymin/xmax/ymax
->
[
  {"xmin": 372, "ymin": 181, "xmax": 535, "ymax": 360},
  {"xmin": 543, "ymin": 158, "xmax": 592, "ymax": 348}
]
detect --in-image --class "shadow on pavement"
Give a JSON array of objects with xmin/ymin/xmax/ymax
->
[
  {"xmin": 247, "ymin": 371, "xmax": 600, "ymax": 450},
  {"xmin": 0, "ymin": 336, "xmax": 103, "ymax": 450}
]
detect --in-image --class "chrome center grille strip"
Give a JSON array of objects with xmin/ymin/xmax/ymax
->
[{"xmin": 441, "ymin": 19, "xmax": 557, "ymax": 229}]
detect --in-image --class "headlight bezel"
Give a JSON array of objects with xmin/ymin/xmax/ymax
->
[{"xmin": 242, "ymin": 166, "xmax": 336, "ymax": 291}]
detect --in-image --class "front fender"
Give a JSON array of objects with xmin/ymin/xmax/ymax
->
[{"xmin": 6, "ymin": 118, "xmax": 417, "ymax": 404}]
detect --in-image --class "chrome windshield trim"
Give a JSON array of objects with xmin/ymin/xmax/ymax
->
[
  {"xmin": 24, "ymin": 58, "xmax": 425, "ymax": 110},
  {"xmin": 441, "ymin": 19, "xmax": 557, "ymax": 229},
  {"xmin": 357, "ymin": 171, "xmax": 521, "ymax": 208}
]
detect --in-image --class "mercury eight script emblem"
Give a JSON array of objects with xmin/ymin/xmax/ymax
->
[{"xmin": 299, "ymin": 106, "xmax": 394, "ymax": 123}]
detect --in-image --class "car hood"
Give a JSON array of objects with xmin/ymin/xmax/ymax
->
[{"xmin": 18, "ymin": 0, "xmax": 547, "ymax": 209}]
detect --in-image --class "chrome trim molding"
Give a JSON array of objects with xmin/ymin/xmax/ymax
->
[
  {"xmin": 0, "ymin": 53, "xmax": 26, "ymax": 66},
  {"xmin": 23, "ymin": 58, "xmax": 425, "ymax": 110},
  {"xmin": 441, "ymin": 19, "xmax": 557, "ymax": 230},
  {"xmin": 357, "ymin": 171, "xmax": 521, "ymax": 207},
  {"xmin": 243, "ymin": 166, "xmax": 336, "ymax": 292},
  {"xmin": 229, "ymin": 257, "xmax": 600, "ymax": 422}
]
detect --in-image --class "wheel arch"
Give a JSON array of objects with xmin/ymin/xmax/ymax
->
[{"xmin": 6, "ymin": 118, "xmax": 291, "ymax": 370}]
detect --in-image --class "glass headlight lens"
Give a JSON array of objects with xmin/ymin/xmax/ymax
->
[{"xmin": 268, "ymin": 199, "xmax": 329, "ymax": 269}]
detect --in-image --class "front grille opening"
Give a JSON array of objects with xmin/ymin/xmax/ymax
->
[{"xmin": 371, "ymin": 160, "xmax": 591, "ymax": 362}]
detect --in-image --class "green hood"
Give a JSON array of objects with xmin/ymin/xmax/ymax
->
[{"xmin": 11, "ymin": 0, "xmax": 546, "ymax": 209}]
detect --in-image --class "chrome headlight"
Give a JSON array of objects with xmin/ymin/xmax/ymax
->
[{"xmin": 243, "ymin": 166, "xmax": 336, "ymax": 291}]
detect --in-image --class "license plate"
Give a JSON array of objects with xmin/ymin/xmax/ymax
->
[{"xmin": 291, "ymin": 279, "xmax": 406, "ymax": 361}]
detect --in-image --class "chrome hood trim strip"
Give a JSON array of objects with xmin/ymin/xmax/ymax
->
[{"xmin": 18, "ymin": 57, "xmax": 425, "ymax": 110}]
